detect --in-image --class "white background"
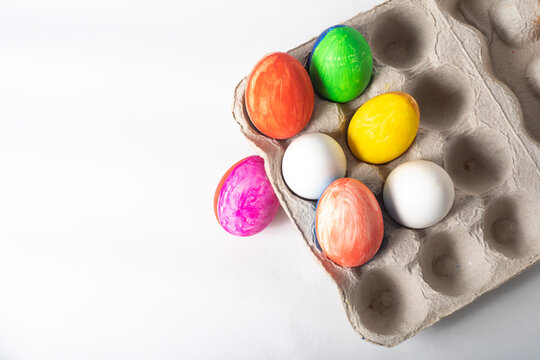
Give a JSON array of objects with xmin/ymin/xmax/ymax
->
[{"xmin": 1, "ymin": 0, "xmax": 539, "ymax": 358}]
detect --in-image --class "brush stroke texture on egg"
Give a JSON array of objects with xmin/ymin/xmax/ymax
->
[
  {"xmin": 245, "ymin": 52, "xmax": 314, "ymax": 139},
  {"xmin": 348, "ymin": 92, "xmax": 419, "ymax": 164},
  {"xmin": 316, "ymin": 178, "xmax": 384, "ymax": 267},
  {"xmin": 308, "ymin": 25, "xmax": 373, "ymax": 103},
  {"xmin": 214, "ymin": 156, "xmax": 279, "ymax": 237}
]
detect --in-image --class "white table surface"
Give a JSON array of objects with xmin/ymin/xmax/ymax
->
[{"xmin": 1, "ymin": 0, "xmax": 539, "ymax": 358}]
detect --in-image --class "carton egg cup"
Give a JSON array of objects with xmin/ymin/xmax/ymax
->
[{"xmin": 231, "ymin": 0, "xmax": 540, "ymax": 347}]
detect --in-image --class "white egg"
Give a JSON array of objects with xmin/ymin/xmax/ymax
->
[
  {"xmin": 383, "ymin": 160, "xmax": 454, "ymax": 229},
  {"xmin": 282, "ymin": 132, "xmax": 347, "ymax": 200}
]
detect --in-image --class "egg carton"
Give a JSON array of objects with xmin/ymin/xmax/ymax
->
[{"xmin": 231, "ymin": 0, "xmax": 540, "ymax": 347}]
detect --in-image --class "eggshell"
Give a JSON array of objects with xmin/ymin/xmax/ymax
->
[
  {"xmin": 348, "ymin": 92, "xmax": 420, "ymax": 164},
  {"xmin": 383, "ymin": 160, "xmax": 454, "ymax": 229},
  {"xmin": 214, "ymin": 156, "xmax": 280, "ymax": 236},
  {"xmin": 245, "ymin": 52, "xmax": 314, "ymax": 139},
  {"xmin": 282, "ymin": 133, "xmax": 347, "ymax": 200},
  {"xmin": 315, "ymin": 178, "xmax": 384, "ymax": 267},
  {"xmin": 308, "ymin": 25, "xmax": 373, "ymax": 103}
]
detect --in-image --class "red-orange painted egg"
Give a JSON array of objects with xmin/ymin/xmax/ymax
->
[
  {"xmin": 315, "ymin": 178, "xmax": 384, "ymax": 267},
  {"xmin": 245, "ymin": 52, "xmax": 314, "ymax": 139}
]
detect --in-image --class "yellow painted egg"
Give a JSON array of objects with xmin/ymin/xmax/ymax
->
[{"xmin": 347, "ymin": 92, "xmax": 420, "ymax": 164}]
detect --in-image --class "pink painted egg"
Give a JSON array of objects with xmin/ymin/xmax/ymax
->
[
  {"xmin": 214, "ymin": 156, "xmax": 280, "ymax": 237},
  {"xmin": 315, "ymin": 178, "xmax": 384, "ymax": 267}
]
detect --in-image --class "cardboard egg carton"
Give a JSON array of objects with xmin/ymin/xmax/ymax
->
[{"xmin": 231, "ymin": 0, "xmax": 540, "ymax": 346}]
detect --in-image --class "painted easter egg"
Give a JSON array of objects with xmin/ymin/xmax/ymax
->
[
  {"xmin": 245, "ymin": 52, "xmax": 314, "ymax": 139},
  {"xmin": 282, "ymin": 132, "xmax": 347, "ymax": 200},
  {"xmin": 315, "ymin": 178, "xmax": 384, "ymax": 267},
  {"xmin": 214, "ymin": 156, "xmax": 280, "ymax": 237},
  {"xmin": 308, "ymin": 25, "xmax": 373, "ymax": 103},
  {"xmin": 383, "ymin": 160, "xmax": 454, "ymax": 229},
  {"xmin": 348, "ymin": 92, "xmax": 419, "ymax": 164}
]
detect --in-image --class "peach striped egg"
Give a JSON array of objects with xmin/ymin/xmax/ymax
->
[
  {"xmin": 315, "ymin": 178, "xmax": 384, "ymax": 267},
  {"xmin": 214, "ymin": 156, "xmax": 279, "ymax": 237}
]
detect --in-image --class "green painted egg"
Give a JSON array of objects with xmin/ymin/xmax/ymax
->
[{"xmin": 308, "ymin": 25, "xmax": 373, "ymax": 103}]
